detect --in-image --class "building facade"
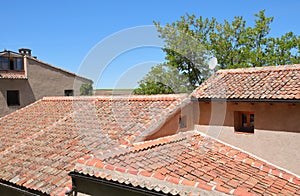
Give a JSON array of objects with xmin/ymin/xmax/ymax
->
[
  {"xmin": 0, "ymin": 48, "xmax": 92, "ymax": 117},
  {"xmin": 191, "ymin": 65, "xmax": 300, "ymax": 174}
]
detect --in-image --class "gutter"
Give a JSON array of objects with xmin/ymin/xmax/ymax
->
[{"xmin": 69, "ymin": 171, "xmax": 169, "ymax": 196}]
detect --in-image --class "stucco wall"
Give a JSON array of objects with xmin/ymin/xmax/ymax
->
[
  {"xmin": 196, "ymin": 101, "xmax": 300, "ymax": 175},
  {"xmin": 0, "ymin": 80, "xmax": 35, "ymax": 117},
  {"xmin": 27, "ymin": 58, "xmax": 91, "ymax": 99},
  {"xmin": 198, "ymin": 101, "xmax": 300, "ymax": 132},
  {"xmin": 145, "ymin": 102, "xmax": 195, "ymax": 141}
]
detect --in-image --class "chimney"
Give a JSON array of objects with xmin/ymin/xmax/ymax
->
[{"xmin": 19, "ymin": 48, "xmax": 32, "ymax": 56}]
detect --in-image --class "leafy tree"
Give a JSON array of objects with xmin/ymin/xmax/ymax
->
[
  {"xmin": 133, "ymin": 63, "xmax": 193, "ymax": 95},
  {"xmin": 80, "ymin": 83, "xmax": 93, "ymax": 95},
  {"xmin": 135, "ymin": 10, "xmax": 300, "ymax": 95}
]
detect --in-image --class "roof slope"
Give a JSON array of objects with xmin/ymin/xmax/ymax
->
[
  {"xmin": 0, "ymin": 94, "xmax": 187, "ymax": 195},
  {"xmin": 192, "ymin": 64, "xmax": 300, "ymax": 100},
  {"xmin": 75, "ymin": 131, "xmax": 300, "ymax": 196}
]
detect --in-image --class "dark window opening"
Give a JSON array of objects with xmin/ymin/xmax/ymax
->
[
  {"xmin": 179, "ymin": 116, "xmax": 187, "ymax": 129},
  {"xmin": 234, "ymin": 111, "xmax": 254, "ymax": 133},
  {"xmin": 64, "ymin": 90, "xmax": 74, "ymax": 96},
  {"xmin": 0, "ymin": 56, "xmax": 23, "ymax": 71},
  {"xmin": 7, "ymin": 91, "xmax": 20, "ymax": 106}
]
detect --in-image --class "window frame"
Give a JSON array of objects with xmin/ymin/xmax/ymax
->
[
  {"xmin": 234, "ymin": 111, "xmax": 254, "ymax": 133},
  {"xmin": 0, "ymin": 56, "xmax": 24, "ymax": 71}
]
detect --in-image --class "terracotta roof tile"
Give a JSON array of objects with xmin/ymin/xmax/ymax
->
[
  {"xmin": 0, "ymin": 70, "xmax": 27, "ymax": 79},
  {"xmin": 75, "ymin": 131, "xmax": 300, "ymax": 195},
  {"xmin": 0, "ymin": 94, "xmax": 187, "ymax": 195},
  {"xmin": 192, "ymin": 64, "xmax": 300, "ymax": 100}
]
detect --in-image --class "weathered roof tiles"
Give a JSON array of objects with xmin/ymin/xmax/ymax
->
[
  {"xmin": 74, "ymin": 131, "xmax": 300, "ymax": 195},
  {"xmin": 0, "ymin": 94, "xmax": 188, "ymax": 195},
  {"xmin": 192, "ymin": 64, "xmax": 300, "ymax": 100}
]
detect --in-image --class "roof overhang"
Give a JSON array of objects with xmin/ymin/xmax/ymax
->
[
  {"xmin": 191, "ymin": 97, "xmax": 300, "ymax": 103},
  {"xmin": 0, "ymin": 179, "xmax": 48, "ymax": 196}
]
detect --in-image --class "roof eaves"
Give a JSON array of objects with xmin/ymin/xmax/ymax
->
[
  {"xmin": 216, "ymin": 64, "xmax": 300, "ymax": 74},
  {"xmin": 0, "ymin": 178, "xmax": 49, "ymax": 196},
  {"xmin": 194, "ymin": 98, "xmax": 300, "ymax": 103},
  {"xmin": 72, "ymin": 159, "xmax": 227, "ymax": 196}
]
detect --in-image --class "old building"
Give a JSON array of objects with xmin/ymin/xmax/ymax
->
[
  {"xmin": 191, "ymin": 64, "xmax": 300, "ymax": 175},
  {"xmin": 0, "ymin": 48, "xmax": 92, "ymax": 117}
]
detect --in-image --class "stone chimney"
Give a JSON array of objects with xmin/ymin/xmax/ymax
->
[{"xmin": 19, "ymin": 48, "xmax": 32, "ymax": 56}]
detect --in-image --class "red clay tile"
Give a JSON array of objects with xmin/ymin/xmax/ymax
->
[
  {"xmin": 0, "ymin": 94, "xmax": 187, "ymax": 195},
  {"xmin": 74, "ymin": 130, "xmax": 300, "ymax": 195},
  {"xmin": 166, "ymin": 176, "xmax": 180, "ymax": 184},
  {"xmin": 192, "ymin": 64, "xmax": 300, "ymax": 100}
]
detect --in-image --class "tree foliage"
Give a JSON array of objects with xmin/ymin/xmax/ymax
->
[
  {"xmin": 134, "ymin": 10, "xmax": 300, "ymax": 94},
  {"xmin": 133, "ymin": 63, "xmax": 193, "ymax": 95},
  {"xmin": 80, "ymin": 83, "xmax": 93, "ymax": 95}
]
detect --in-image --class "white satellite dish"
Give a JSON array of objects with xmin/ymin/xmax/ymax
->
[{"xmin": 208, "ymin": 57, "xmax": 218, "ymax": 70}]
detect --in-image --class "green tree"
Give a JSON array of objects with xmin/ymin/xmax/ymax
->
[
  {"xmin": 80, "ymin": 83, "xmax": 93, "ymax": 95},
  {"xmin": 133, "ymin": 63, "xmax": 193, "ymax": 95},
  {"xmin": 135, "ymin": 10, "xmax": 299, "ymax": 95}
]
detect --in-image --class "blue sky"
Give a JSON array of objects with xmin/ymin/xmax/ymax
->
[{"xmin": 1, "ymin": 0, "xmax": 299, "ymax": 89}]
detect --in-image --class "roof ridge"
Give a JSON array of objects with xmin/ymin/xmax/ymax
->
[
  {"xmin": 101, "ymin": 132, "xmax": 190, "ymax": 162},
  {"xmin": 42, "ymin": 94, "xmax": 188, "ymax": 101},
  {"xmin": 217, "ymin": 64, "xmax": 300, "ymax": 74}
]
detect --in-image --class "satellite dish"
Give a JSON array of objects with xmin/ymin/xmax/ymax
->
[{"xmin": 208, "ymin": 57, "xmax": 218, "ymax": 70}]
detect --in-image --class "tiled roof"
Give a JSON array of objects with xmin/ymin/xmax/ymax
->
[
  {"xmin": 75, "ymin": 131, "xmax": 300, "ymax": 196},
  {"xmin": 192, "ymin": 64, "xmax": 300, "ymax": 100},
  {"xmin": 0, "ymin": 94, "xmax": 187, "ymax": 195},
  {"xmin": 0, "ymin": 70, "xmax": 27, "ymax": 79}
]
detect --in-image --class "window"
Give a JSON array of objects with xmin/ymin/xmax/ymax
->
[
  {"xmin": 0, "ymin": 56, "xmax": 23, "ymax": 71},
  {"xmin": 7, "ymin": 91, "xmax": 20, "ymax": 106},
  {"xmin": 0, "ymin": 57, "xmax": 9, "ymax": 70},
  {"xmin": 14, "ymin": 58, "xmax": 23, "ymax": 70},
  {"xmin": 64, "ymin": 90, "xmax": 74, "ymax": 96},
  {"xmin": 234, "ymin": 111, "xmax": 254, "ymax": 133},
  {"xmin": 179, "ymin": 116, "xmax": 187, "ymax": 129}
]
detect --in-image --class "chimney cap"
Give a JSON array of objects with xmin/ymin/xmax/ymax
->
[{"xmin": 18, "ymin": 48, "xmax": 32, "ymax": 56}]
